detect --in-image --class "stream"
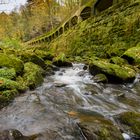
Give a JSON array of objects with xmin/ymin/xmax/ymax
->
[{"xmin": 0, "ymin": 63, "xmax": 140, "ymax": 140}]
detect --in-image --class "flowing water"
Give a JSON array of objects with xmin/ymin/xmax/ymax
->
[{"xmin": 0, "ymin": 63, "xmax": 140, "ymax": 139}]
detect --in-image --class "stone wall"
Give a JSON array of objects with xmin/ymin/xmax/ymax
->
[{"xmin": 53, "ymin": 0, "xmax": 140, "ymax": 58}]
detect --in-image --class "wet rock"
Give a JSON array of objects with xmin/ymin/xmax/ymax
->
[
  {"xmin": 58, "ymin": 72, "xmax": 63, "ymax": 76},
  {"xmin": 54, "ymin": 82, "xmax": 67, "ymax": 87},
  {"xmin": 45, "ymin": 67, "xmax": 55, "ymax": 76},
  {"xmin": 89, "ymin": 59, "xmax": 136, "ymax": 83},
  {"xmin": 76, "ymin": 113, "xmax": 123, "ymax": 140},
  {"xmin": 77, "ymin": 71, "xmax": 85, "ymax": 77},
  {"xmin": 83, "ymin": 65, "xmax": 88, "ymax": 70},
  {"xmin": 85, "ymin": 84, "xmax": 102, "ymax": 95},
  {"xmin": 23, "ymin": 62, "xmax": 44, "ymax": 89},
  {"xmin": 0, "ymin": 129, "xmax": 38, "ymax": 140},
  {"xmin": 0, "ymin": 129, "xmax": 26, "ymax": 140},
  {"xmin": 53, "ymin": 60, "xmax": 72, "ymax": 67},
  {"xmin": 115, "ymin": 111, "xmax": 140, "ymax": 137},
  {"xmin": 0, "ymin": 53, "xmax": 24, "ymax": 74},
  {"xmin": 51, "ymin": 65, "xmax": 60, "ymax": 71},
  {"xmin": 93, "ymin": 74, "xmax": 108, "ymax": 83}
]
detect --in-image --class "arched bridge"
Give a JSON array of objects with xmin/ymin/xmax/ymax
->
[{"xmin": 27, "ymin": 0, "xmax": 119, "ymax": 45}]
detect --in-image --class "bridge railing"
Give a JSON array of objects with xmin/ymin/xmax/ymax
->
[{"xmin": 27, "ymin": 0, "xmax": 116, "ymax": 45}]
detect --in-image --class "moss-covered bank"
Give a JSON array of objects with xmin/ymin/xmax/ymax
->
[{"xmin": 0, "ymin": 45, "xmax": 55, "ymax": 109}]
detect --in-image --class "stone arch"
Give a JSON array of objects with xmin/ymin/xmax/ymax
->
[
  {"xmin": 94, "ymin": 0, "xmax": 113, "ymax": 15},
  {"xmin": 52, "ymin": 34, "xmax": 55, "ymax": 40},
  {"xmin": 45, "ymin": 37, "xmax": 48, "ymax": 42},
  {"xmin": 49, "ymin": 36, "xmax": 52, "ymax": 42},
  {"xmin": 80, "ymin": 7, "xmax": 91, "ymax": 20},
  {"xmin": 41, "ymin": 38, "xmax": 45, "ymax": 42},
  {"xmin": 55, "ymin": 31, "xmax": 59, "ymax": 37},
  {"xmin": 64, "ymin": 22, "xmax": 70, "ymax": 31},
  {"xmin": 59, "ymin": 27, "xmax": 63, "ymax": 35},
  {"xmin": 71, "ymin": 16, "xmax": 78, "ymax": 26}
]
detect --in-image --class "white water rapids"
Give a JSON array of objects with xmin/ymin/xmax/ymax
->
[{"xmin": 0, "ymin": 63, "xmax": 140, "ymax": 139}]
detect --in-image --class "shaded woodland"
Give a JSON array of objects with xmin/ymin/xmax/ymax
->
[{"xmin": 0, "ymin": 0, "xmax": 81, "ymax": 42}]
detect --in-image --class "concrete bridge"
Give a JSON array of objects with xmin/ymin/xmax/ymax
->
[{"xmin": 27, "ymin": 0, "xmax": 120, "ymax": 45}]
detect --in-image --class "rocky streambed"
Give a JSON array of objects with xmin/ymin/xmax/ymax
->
[{"xmin": 0, "ymin": 63, "xmax": 140, "ymax": 140}]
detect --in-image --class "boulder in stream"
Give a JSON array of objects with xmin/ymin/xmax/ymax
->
[
  {"xmin": 53, "ymin": 60, "xmax": 72, "ymax": 67},
  {"xmin": 93, "ymin": 74, "xmax": 108, "ymax": 83},
  {"xmin": 122, "ymin": 44, "xmax": 140, "ymax": 65},
  {"xmin": 71, "ymin": 110, "xmax": 124, "ymax": 140},
  {"xmin": 89, "ymin": 59, "xmax": 136, "ymax": 83},
  {"xmin": 115, "ymin": 111, "xmax": 140, "ymax": 137}
]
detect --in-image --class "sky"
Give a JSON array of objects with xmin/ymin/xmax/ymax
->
[{"xmin": 0, "ymin": 0, "xmax": 27, "ymax": 13}]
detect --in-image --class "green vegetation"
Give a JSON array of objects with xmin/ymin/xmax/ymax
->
[
  {"xmin": 0, "ymin": 53, "xmax": 24, "ymax": 74},
  {"xmin": 23, "ymin": 62, "xmax": 44, "ymax": 89},
  {"xmin": 0, "ymin": 68, "xmax": 16, "ymax": 80}
]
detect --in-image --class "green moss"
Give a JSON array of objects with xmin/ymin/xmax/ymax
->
[
  {"xmin": 78, "ymin": 115, "xmax": 123, "ymax": 140},
  {"xmin": 0, "ymin": 68, "xmax": 16, "ymax": 80},
  {"xmin": 16, "ymin": 76, "xmax": 28, "ymax": 91},
  {"xmin": 0, "ymin": 89, "xmax": 18, "ymax": 99},
  {"xmin": 109, "ymin": 57, "xmax": 128, "ymax": 66},
  {"xmin": 94, "ymin": 74, "xmax": 108, "ymax": 83},
  {"xmin": 0, "ymin": 77, "xmax": 23, "ymax": 91},
  {"xmin": 122, "ymin": 44, "xmax": 140, "ymax": 64},
  {"xmin": 0, "ymin": 53, "xmax": 24, "ymax": 74},
  {"xmin": 53, "ymin": 53, "xmax": 72, "ymax": 67},
  {"xmin": 119, "ymin": 112, "xmax": 140, "ymax": 136},
  {"xmin": 89, "ymin": 59, "xmax": 136, "ymax": 83},
  {"xmin": 19, "ymin": 51, "xmax": 46, "ymax": 69},
  {"xmin": 23, "ymin": 62, "xmax": 44, "ymax": 89},
  {"xmin": 35, "ymin": 50, "xmax": 54, "ymax": 61},
  {"xmin": 107, "ymin": 42, "xmax": 129, "ymax": 57}
]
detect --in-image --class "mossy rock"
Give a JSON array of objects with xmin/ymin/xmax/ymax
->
[
  {"xmin": 77, "ymin": 114, "xmax": 123, "ymax": 140},
  {"xmin": 89, "ymin": 59, "xmax": 136, "ymax": 83},
  {"xmin": 23, "ymin": 62, "xmax": 44, "ymax": 89},
  {"xmin": 109, "ymin": 57, "xmax": 128, "ymax": 66},
  {"xmin": 53, "ymin": 60, "xmax": 72, "ymax": 67},
  {"xmin": 16, "ymin": 76, "xmax": 28, "ymax": 91},
  {"xmin": 0, "ymin": 53, "xmax": 24, "ymax": 74},
  {"xmin": 116, "ymin": 111, "xmax": 140, "ymax": 136},
  {"xmin": 53, "ymin": 53, "xmax": 72, "ymax": 67},
  {"xmin": 122, "ymin": 45, "xmax": 140, "ymax": 65},
  {"xmin": 35, "ymin": 50, "xmax": 54, "ymax": 61},
  {"xmin": 93, "ymin": 74, "xmax": 108, "ymax": 83},
  {"xmin": 0, "ymin": 89, "xmax": 18, "ymax": 100},
  {"xmin": 0, "ymin": 68, "xmax": 16, "ymax": 80},
  {"xmin": 19, "ymin": 52, "xmax": 47, "ymax": 69},
  {"xmin": 0, "ymin": 77, "xmax": 24, "ymax": 91}
]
